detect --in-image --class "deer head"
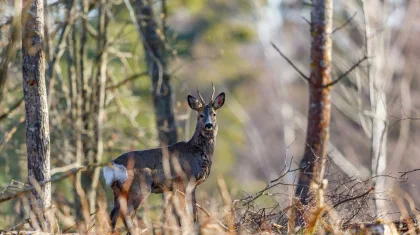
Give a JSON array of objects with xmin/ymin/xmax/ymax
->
[{"xmin": 187, "ymin": 83, "xmax": 225, "ymax": 139}]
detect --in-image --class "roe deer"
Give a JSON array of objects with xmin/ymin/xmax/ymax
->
[{"xmin": 103, "ymin": 84, "xmax": 225, "ymax": 230}]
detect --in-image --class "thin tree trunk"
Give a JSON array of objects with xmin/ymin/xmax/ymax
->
[
  {"xmin": 80, "ymin": 0, "xmax": 91, "ymax": 161},
  {"xmin": 295, "ymin": 0, "xmax": 333, "ymax": 225},
  {"xmin": 363, "ymin": 0, "xmax": 388, "ymax": 216},
  {"xmin": 0, "ymin": 0, "xmax": 21, "ymax": 105},
  {"xmin": 67, "ymin": 19, "xmax": 84, "ymax": 218},
  {"xmin": 134, "ymin": 0, "xmax": 177, "ymax": 146},
  {"xmin": 21, "ymin": 0, "xmax": 51, "ymax": 230},
  {"xmin": 88, "ymin": 0, "xmax": 108, "ymax": 213}
]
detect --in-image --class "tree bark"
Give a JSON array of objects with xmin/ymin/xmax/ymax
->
[
  {"xmin": 134, "ymin": 0, "xmax": 177, "ymax": 146},
  {"xmin": 295, "ymin": 0, "xmax": 333, "ymax": 225},
  {"xmin": 21, "ymin": 0, "xmax": 51, "ymax": 230}
]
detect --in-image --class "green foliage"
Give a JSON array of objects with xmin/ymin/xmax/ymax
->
[{"xmin": 0, "ymin": 0, "xmax": 259, "ymax": 227}]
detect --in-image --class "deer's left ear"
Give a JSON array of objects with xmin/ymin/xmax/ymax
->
[{"xmin": 212, "ymin": 92, "xmax": 225, "ymax": 109}]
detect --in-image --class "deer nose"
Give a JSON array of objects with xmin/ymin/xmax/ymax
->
[{"xmin": 205, "ymin": 123, "xmax": 213, "ymax": 130}]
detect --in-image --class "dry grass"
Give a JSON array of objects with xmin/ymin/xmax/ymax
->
[{"xmin": 0, "ymin": 164, "xmax": 419, "ymax": 235}]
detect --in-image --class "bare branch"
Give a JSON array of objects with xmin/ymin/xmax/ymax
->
[
  {"xmin": 3, "ymin": 206, "xmax": 54, "ymax": 232},
  {"xmin": 0, "ymin": 97, "xmax": 24, "ymax": 121},
  {"xmin": 399, "ymin": 168, "xmax": 420, "ymax": 178},
  {"xmin": 332, "ymin": 186, "xmax": 374, "ymax": 209},
  {"xmin": 105, "ymin": 72, "xmax": 148, "ymax": 90},
  {"xmin": 271, "ymin": 42, "xmax": 310, "ymax": 82},
  {"xmin": 0, "ymin": 163, "xmax": 106, "ymax": 204},
  {"xmin": 302, "ymin": 16, "xmax": 310, "ymax": 25},
  {"xmin": 176, "ymin": 190, "xmax": 229, "ymax": 231},
  {"xmin": 332, "ymin": 11, "xmax": 357, "ymax": 34},
  {"xmin": 0, "ymin": 117, "xmax": 25, "ymax": 152},
  {"xmin": 323, "ymin": 55, "xmax": 368, "ymax": 88}
]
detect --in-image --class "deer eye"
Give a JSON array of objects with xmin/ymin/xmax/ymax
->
[
  {"xmin": 200, "ymin": 114, "xmax": 204, "ymax": 118},
  {"xmin": 213, "ymin": 113, "xmax": 216, "ymax": 117}
]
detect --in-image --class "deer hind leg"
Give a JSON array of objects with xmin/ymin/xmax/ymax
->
[
  {"xmin": 110, "ymin": 200, "xmax": 120, "ymax": 230},
  {"xmin": 109, "ymin": 197, "xmax": 132, "ymax": 233},
  {"xmin": 110, "ymin": 182, "xmax": 124, "ymax": 231}
]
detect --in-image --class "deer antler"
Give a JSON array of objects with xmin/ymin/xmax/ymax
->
[
  {"xmin": 197, "ymin": 86, "xmax": 205, "ymax": 104},
  {"xmin": 210, "ymin": 82, "xmax": 215, "ymax": 103}
]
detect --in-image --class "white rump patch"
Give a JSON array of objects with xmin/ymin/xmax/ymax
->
[{"xmin": 103, "ymin": 162, "xmax": 128, "ymax": 185}]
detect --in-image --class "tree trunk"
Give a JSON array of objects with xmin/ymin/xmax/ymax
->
[
  {"xmin": 0, "ymin": 0, "xmax": 21, "ymax": 105},
  {"xmin": 134, "ymin": 0, "xmax": 177, "ymax": 146},
  {"xmin": 21, "ymin": 0, "xmax": 51, "ymax": 230},
  {"xmin": 80, "ymin": 0, "xmax": 91, "ymax": 161},
  {"xmin": 363, "ymin": 0, "xmax": 388, "ymax": 216},
  {"xmin": 295, "ymin": 0, "xmax": 333, "ymax": 225},
  {"xmin": 67, "ymin": 19, "xmax": 84, "ymax": 218},
  {"xmin": 88, "ymin": 0, "xmax": 108, "ymax": 213}
]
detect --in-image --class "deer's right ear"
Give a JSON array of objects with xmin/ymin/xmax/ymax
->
[{"xmin": 188, "ymin": 95, "xmax": 202, "ymax": 111}]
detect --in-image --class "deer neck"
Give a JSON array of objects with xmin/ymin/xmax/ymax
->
[{"xmin": 189, "ymin": 126, "xmax": 216, "ymax": 156}]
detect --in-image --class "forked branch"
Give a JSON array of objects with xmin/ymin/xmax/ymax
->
[{"xmin": 323, "ymin": 55, "xmax": 368, "ymax": 88}]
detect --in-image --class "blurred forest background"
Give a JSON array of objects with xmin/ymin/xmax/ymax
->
[{"xmin": 1, "ymin": 0, "xmax": 420, "ymax": 233}]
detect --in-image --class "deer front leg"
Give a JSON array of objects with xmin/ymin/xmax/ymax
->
[{"xmin": 192, "ymin": 187, "xmax": 198, "ymax": 224}]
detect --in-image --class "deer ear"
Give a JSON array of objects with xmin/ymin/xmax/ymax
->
[
  {"xmin": 188, "ymin": 95, "xmax": 202, "ymax": 110},
  {"xmin": 212, "ymin": 92, "xmax": 225, "ymax": 109}
]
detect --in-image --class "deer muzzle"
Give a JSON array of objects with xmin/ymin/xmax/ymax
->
[{"xmin": 205, "ymin": 123, "xmax": 213, "ymax": 130}]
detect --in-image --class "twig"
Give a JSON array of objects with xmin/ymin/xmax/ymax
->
[
  {"xmin": 4, "ymin": 206, "xmax": 54, "ymax": 231},
  {"xmin": 323, "ymin": 55, "xmax": 368, "ymax": 88},
  {"xmin": 332, "ymin": 12, "xmax": 357, "ymax": 34},
  {"xmin": 241, "ymin": 165, "xmax": 301, "ymax": 206},
  {"xmin": 399, "ymin": 169, "xmax": 420, "ymax": 178},
  {"xmin": 0, "ymin": 97, "xmax": 24, "ymax": 121},
  {"xmin": 332, "ymin": 186, "xmax": 374, "ymax": 209},
  {"xmin": 105, "ymin": 72, "xmax": 148, "ymax": 90},
  {"xmin": 271, "ymin": 42, "xmax": 310, "ymax": 83},
  {"xmin": 0, "ymin": 117, "xmax": 25, "ymax": 152},
  {"xmin": 50, "ymin": 163, "xmax": 82, "ymax": 175},
  {"xmin": 302, "ymin": 16, "xmax": 310, "ymax": 25},
  {"xmin": 175, "ymin": 190, "xmax": 230, "ymax": 231},
  {"xmin": 0, "ymin": 180, "xmax": 26, "ymax": 196}
]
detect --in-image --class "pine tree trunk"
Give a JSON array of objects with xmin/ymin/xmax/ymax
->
[
  {"xmin": 134, "ymin": 0, "xmax": 177, "ymax": 146},
  {"xmin": 22, "ymin": 0, "xmax": 51, "ymax": 230},
  {"xmin": 295, "ymin": 0, "xmax": 333, "ymax": 225}
]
